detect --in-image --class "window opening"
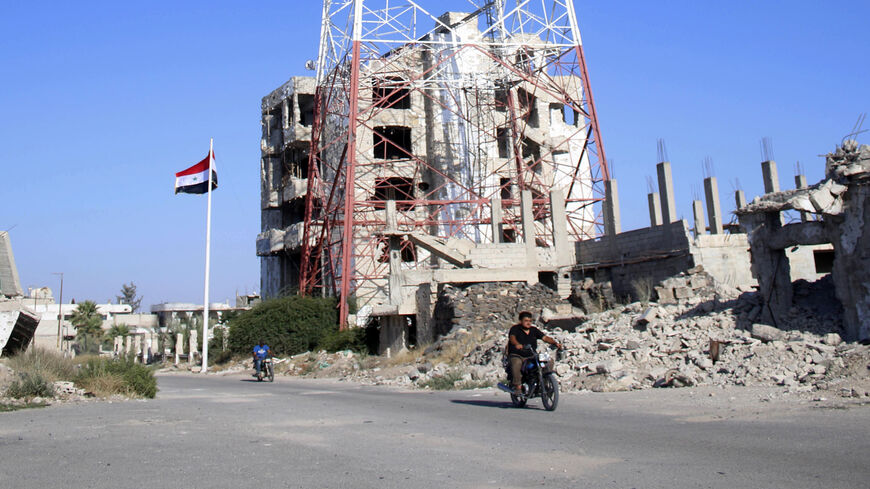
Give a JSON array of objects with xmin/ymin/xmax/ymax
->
[
  {"xmin": 373, "ymin": 77, "xmax": 411, "ymax": 109},
  {"xmin": 298, "ymin": 94, "xmax": 315, "ymax": 127},
  {"xmin": 522, "ymin": 138, "xmax": 541, "ymax": 173},
  {"xmin": 813, "ymin": 249, "xmax": 834, "ymax": 274},
  {"xmin": 499, "ymin": 177, "xmax": 513, "ymax": 201},
  {"xmin": 372, "ymin": 177, "xmax": 415, "ymax": 210},
  {"xmin": 496, "ymin": 127, "xmax": 511, "ymax": 158},
  {"xmin": 494, "ymin": 87, "xmax": 509, "ymax": 112},
  {"xmin": 516, "ymin": 88, "xmax": 538, "ymax": 126},
  {"xmin": 373, "ymin": 126, "xmax": 412, "ymax": 160}
]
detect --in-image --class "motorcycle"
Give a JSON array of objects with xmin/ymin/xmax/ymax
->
[
  {"xmin": 497, "ymin": 345, "xmax": 560, "ymax": 411},
  {"xmin": 256, "ymin": 358, "xmax": 274, "ymax": 382}
]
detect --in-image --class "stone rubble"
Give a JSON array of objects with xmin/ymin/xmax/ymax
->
[{"xmin": 258, "ymin": 276, "xmax": 870, "ymax": 399}]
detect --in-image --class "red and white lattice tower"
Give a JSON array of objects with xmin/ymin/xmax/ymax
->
[{"xmin": 301, "ymin": 0, "xmax": 609, "ymax": 326}]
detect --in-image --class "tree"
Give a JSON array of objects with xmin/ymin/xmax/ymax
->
[
  {"xmin": 69, "ymin": 300, "xmax": 104, "ymax": 354},
  {"xmin": 104, "ymin": 324, "xmax": 130, "ymax": 350},
  {"xmin": 117, "ymin": 282, "xmax": 142, "ymax": 313}
]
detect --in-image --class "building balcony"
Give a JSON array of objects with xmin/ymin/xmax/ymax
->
[
  {"xmin": 256, "ymin": 229, "xmax": 285, "ymax": 256},
  {"xmin": 282, "ymin": 222, "xmax": 307, "ymax": 251},
  {"xmin": 282, "ymin": 177, "xmax": 308, "ymax": 202}
]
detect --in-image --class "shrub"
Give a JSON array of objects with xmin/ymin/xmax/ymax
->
[
  {"xmin": 318, "ymin": 327, "xmax": 368, "ymax": 353},
  {"xmin": 419, "ymin": 371, "xmax": 464, "ymax": 390},
  {"xmin": 210, "ymin": 349, "xmax": 234, "ymax": 366},
  {"xmin": 76, "ymin": 357, "xmax": 157, "ymax": 399},
  {"xmin": 7, "ymin": 348, "xmax": 77, "ymax": 382},
  {"xmin": 76, "ymin": 374, "xmax": 127, "ymax": 399},
  {"xmin": 6, "ymin": 371, "xmax": 55, "ymax": 399},
  {"xmin": 226, "ymin": 295, "xmax": 338, "ymax": 356}
]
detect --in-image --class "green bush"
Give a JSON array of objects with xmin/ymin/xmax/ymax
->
[
  {"xmin": 226, "ymin": 295, "xmax": 338, "ymax": 356},
  {"xmin": 76, "ymin": 357, "xmax": 157, "ymax": 399},
  {"xmin": 6, "ymin": 371, "xmax": 55, "ymax": 399},
  {"xmin": 418, "ymin": 371, "xmax": 492, "ymax": 391},
  {"xmin": 318, "ymin": 327, "xmax": 368, "ymax": 353},
  {"xmin": 210, "ymin": 349, "xmax": 234, "ymax": 365},
  {"xmin": 419, "ymin": 371, "xmax": 464, "ymax": 390}
]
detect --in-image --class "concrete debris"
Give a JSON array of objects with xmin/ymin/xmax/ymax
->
[
  {"xmin": 654, "ymin": 266, "xmax": 718, "ymax": 304},
  {"xmin": 751, "ymin": 323, "xmax": 786, "ymax": 343},
  {"xmin": 52, "ymin": 381, "xmax": 85, "ymax": 397},
  {"xmin": 239, "ymin": 274, "xmax": 870, "ymax": 400},
  {"xmin": 569, "ymin": 279, "xmax": 617, "ymax": 314},
  {"xmin": 433, "ymin": 282, "xmax": 568, "ymax": 336}
]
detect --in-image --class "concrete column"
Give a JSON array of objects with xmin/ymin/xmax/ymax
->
[
  {"xmin": 125, "ymin": 335, "xmax": 132, "ymax": 356},
  {"xmin": 739, "ymin": 212, "xmax": 792, "ymax": 326},
  {"xmin": 603, "ymin": 179, "xmax": 621, "ymax": 236},
  {"xmin": 692, "ymin": 200, "xmax": 706, "ymax": 237},
  {"xmin": 175, "ymin": 332, "xmax": 183, "ymax": 365},
  {"xmin": 549, "ymin": 189, "xmax": 571, "ymax": 266},
  {"xmin": 761, "ymin": 160, "xmax": 780, "ymax": 194},
  {"xmin": 647, "ymin": 193, "xmax": 662, "ymax": 228},
  {"xmin": 133, "ymin": 335, "xmax": 141, "ymax": 363},
  {"xmin": 795, "ymin": 174, "xmax": 810, "ymax": 222},
  {"xmin": 490, "ymin": 196, "xmax": 502, "ymax": 244},
  {"xmin": 385, "ymin": 199, "xmax": 398, "ymax": 230},
  {"xmin": 189, "ymin": 330, "xmax": 197, "ymax": 367},
  {"xmin": 520, "ymin": 189, "xmax": 536, "ymax": 265},
  {"xmin": 657, "ymin": 161, "xmax": 678, "ymax": 223},
  {"xmin": 704, "ymin": 177, "xmax": 724, "ymax": 234},
  {"xmin": 735, "ymin": 190, "xmax": 747, "ymax": 210},
  {"xmin": 386, "ymin": 200, "xmax": 403, "ymax": 307},
  {"xmin": 378, "ymin": 316, "xmax": 406, "ymax": 355}
]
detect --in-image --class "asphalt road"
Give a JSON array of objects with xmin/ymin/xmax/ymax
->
[{"xmin": 1, "ymin": 373, "xmax": 868, "ymax": 489}]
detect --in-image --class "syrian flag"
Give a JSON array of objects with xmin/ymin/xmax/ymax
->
[{"xmin": 175, "ymin": 150, "xmax": 218, "ymax": 194}]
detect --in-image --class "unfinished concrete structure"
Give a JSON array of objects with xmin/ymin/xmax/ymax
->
[
  {"xmin": 575, "ymin": 146, "xmax": 837, "ymax": 305},
  {"xmin": 0, "ymin": 232, "xmax": 38, "ymax": 355},
  {"xmin": 737, "ymin": 140, "xmax": 870, "ymax": 341},
  {"xmin": 259, "ymin": 1, "xmax": 611, "ymax": 349}
]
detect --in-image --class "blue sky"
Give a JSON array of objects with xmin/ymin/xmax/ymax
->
[{"xmin": 2, "ymin": 1, "xmax": 868, "ymax": 309}]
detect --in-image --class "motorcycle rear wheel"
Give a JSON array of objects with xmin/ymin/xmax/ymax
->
[
  {"xmin": 510, "ymin": 393, "xmax": 527, "ymax": 408},
  {"xmin": 541, "ymin": 373, "xmax": 559, "ymax": 411}
]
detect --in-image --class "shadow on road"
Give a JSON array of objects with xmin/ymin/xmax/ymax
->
[{"xmin": 450, "ymin": 399, "xmax": 517, "ymax": 409}]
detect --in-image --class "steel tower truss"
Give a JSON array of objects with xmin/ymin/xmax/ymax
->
[{"xmin": 301, "ymin": 0, "xmax": 609, "ymax": 325}]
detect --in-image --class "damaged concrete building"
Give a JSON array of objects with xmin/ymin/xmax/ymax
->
[
  {"xmin": 737, "ymin": 141, "xmax": 870, "ymax": 342},
  {"xmin": 0, "ymin": 232, "xmax": 39, "ymax": 356},
  {"xmin": 258, "ymin": 3, "xmax": 609, "ymax": 352},
  {"xmin": 257, "ymin": 1, "xmax": 864, "ymax": 353}
]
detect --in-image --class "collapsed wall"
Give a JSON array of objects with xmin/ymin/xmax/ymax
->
[
  {"xmin": 737, "ymin": 140, "xmax": 870, "ymax": 341},
  {"xmin": 574, "ymin": 220, "xmax": 755, "ymax": 301}
]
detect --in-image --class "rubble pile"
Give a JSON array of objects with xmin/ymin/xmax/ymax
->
[
  {"xmin": 434, "ymin": 282, "xmax": 572, "ymax": 334},
  {"xmin": 214, "ymin": 274, "xmax": 869, "ymax": 398},
  {"xmin": 439, "ymin": 285, "xmax": 868, "ymax": 395},
  {"xmin": 338, "ymin": 275, "xmax": 866, "ymax": 396}
]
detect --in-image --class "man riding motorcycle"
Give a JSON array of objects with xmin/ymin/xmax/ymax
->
[
  {"xmin": 507, "ymin": 311, "xmax": 563, "ymax": 396},
  {"xmin": 252, "ymin": 339, "xmax": 271, "ymax": 377}
]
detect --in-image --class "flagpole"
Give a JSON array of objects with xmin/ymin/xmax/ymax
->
[{"xmin": 201, "ymin": 138, "xmax": 214, "ymax": 373}]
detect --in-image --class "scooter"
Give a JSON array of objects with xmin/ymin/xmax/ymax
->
[{"xmin": 497, "ymin": 345, "xmax": 560, "ymax": 411}]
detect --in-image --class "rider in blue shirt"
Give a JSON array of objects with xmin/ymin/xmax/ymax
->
[{"xmin": 252, "ymin": 339, "xmax": 271, "ymax": 376}]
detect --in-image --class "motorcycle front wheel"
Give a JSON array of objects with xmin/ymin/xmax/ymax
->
[
  {"xmin": 267, "ymin": 364, "xmax": 274, "ymax": 382},
  {"xmin": 541, "ymin": 373, "xmax": 559, "ymax": 411}
]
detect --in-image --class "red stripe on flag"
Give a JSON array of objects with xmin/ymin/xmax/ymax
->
[{"xmin": 175, "ymin": 151, "xmax": 214, "ymax": 177}]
